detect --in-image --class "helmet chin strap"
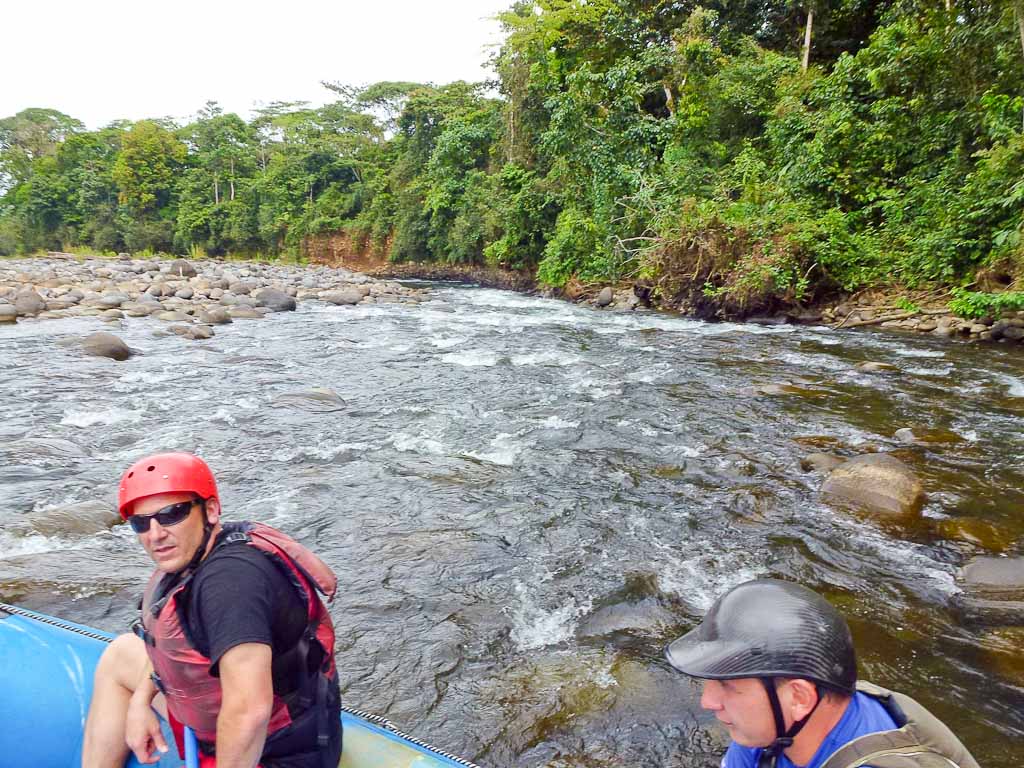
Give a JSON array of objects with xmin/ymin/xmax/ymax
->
[
  {"xmin": 180, "ymin": 500, "xmax": 213, "ymax": 578},
  {"xmin": 756, "ymin": 678, "xmax": 822, "ymax": 768}
]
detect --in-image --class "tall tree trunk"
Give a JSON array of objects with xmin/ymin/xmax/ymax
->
[
  {"xmin": 1018, "ymin": 4, "xmax": 1024, "ymax": 130},
  {"xmin": 229, "ymin": 158, "xmax": 235, "ymax": 201},
  {"xmin": 508, "ymin": 106, "xmax": 515, "ymax": 164},
  {"xmin": 214, "ymin": 176, "xmax": 219, "ymax": 205},
  {"xmin": 802, "ymin": 7, "xmax": 814, "ymax": 72}
]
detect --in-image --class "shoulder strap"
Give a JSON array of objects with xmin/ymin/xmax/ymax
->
[{"xmin": 818, "ymin": 684, "xmax": 980, "ymax": 768}]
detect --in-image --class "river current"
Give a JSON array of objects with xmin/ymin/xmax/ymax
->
[{"xmin": 1, "ymin": 282, "xmax": 1022, "ymax": 766}]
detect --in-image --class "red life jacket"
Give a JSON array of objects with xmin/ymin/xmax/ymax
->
[{"xmin": 139, "ymin": 522, "xmax": 338, "ymax": 751}]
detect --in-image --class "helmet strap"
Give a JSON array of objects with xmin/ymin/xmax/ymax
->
[
  {"xmin": 181, "ymin": 499, "xmax": 213, "ymax": 577},
  {"xmin": 756, "ymin": 678, "xmax": 822, "ymax": 768}
]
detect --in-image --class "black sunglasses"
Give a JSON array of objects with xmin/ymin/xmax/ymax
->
[{"xmin": 128, "ymin": 500, "xmax": 198, "ymax": 534}]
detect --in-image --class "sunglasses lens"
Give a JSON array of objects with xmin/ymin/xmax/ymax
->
[{"xmin": 128, "ymin": 501, "xmax": 194, "ymax": 533}]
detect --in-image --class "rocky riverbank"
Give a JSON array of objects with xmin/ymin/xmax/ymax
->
[
  {"xmin": 310, "ymin": 250, "xmax": 1024, "ymax": 348},
  {"xmin": 0, "ymin": 253, "xmax": 430, "ymax": 352}
]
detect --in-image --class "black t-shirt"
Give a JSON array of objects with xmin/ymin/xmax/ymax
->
[{"xmin": 181, "ymin": 537, "xmax": 309, "ymax": 677}]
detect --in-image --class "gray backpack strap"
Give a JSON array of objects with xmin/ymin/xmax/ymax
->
[{"xmin": 819, "ymin": 683, "xmax": 980, "ymax": 768}]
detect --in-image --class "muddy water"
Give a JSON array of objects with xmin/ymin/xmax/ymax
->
[{"xmin": 1, "ymin": 284, "xmax": 1022, "ymax": 766}]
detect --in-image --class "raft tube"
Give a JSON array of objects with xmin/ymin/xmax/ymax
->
[{"xmin": 0, "ymin": 603, "xmax": 478, "ymax": 768}]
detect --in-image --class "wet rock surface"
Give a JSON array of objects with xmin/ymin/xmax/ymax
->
[{"xmin": 820, "ymin": 453, "xmax": 925, "ymax": 516}]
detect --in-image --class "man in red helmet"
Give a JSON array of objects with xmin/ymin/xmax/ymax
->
[{"xmin": 81, "ymin": 452, "xmax": 342, "ymax": 768}]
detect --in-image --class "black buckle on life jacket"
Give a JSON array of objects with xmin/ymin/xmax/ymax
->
[
  {"xmin": 224, "ymin": 530, "xmax": 250, "ymax": 545},
  {"xmin": 131, "ymin": 618, "xmax": 156, "ymax": 647},
  {"xmin": 150, "ymin": 671, "xmax": 167, "ymax": 695}
]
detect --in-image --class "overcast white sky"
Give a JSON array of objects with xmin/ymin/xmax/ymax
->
[{"xmin": 3, "ymin": 0, "xmax": 513, "ymax": 130}]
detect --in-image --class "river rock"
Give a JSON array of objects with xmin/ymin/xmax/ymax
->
[
  {"xmin": 175, "ymin": 287, "xmax": 194, "ymax": 300},
  {"xmin": 97, "ymin": 292, "xmax": 129, "ymax": 308},
  {"xmin": 0, "ymin": 304, "xmax": 17, "ymax": 323},
  {"xmin": 253, "ymin": 287, "xmax": 297, "ymax": 312},
  {"xmin": 156, "ymin": 311, "xmax": 191, "ymax": 322},
  {"xmin": 82, "ymin": 332, "xmax": 133, "ymax": 361},
  {"xmin": 595, "ymin": 287, "xmax": 614, "ymax": 307},
  {"xmin": 31, "ymin": 500, "xmax": 120, "ymax": 536},
  {"xmin": 800, "ymin": 453, "xmax": 846, "ymax": 474},
  {"xmin": 15, "ymin": 290, "xmax": 46, "ymax": 317},
  {"xmin": 856, "ymin": 361, "xmax": 899, "ymax": 374},
  {"xmin": 323, "ymin": 289, "xmax": 363, "ymax": 306},
  {"xmin": 198, "ymin": 308, "xmax": 232, "ymax": 325},
  {"xmin": 228, "ymin": 307, "xmax": 265, "ymax": 319},
  {"xmin": 953, "ymin": 556, "xmax": 1024, "ymax": 626},
  {"xmin": 820, "ymin": 453, "xmax": 924, "ymax": 516},
  {"xmin": 169, "ymin": 259, "xmax": 197, "ymax": 277},
  {"xmin": 170, "ymin": 323, "xmax": 215, "ymax": 340},
  {"xmin": 100, "ymin": 309, "xmax": 124, "ymax": 322}
]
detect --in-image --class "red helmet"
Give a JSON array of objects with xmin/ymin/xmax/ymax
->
[{"xmin": 118, "ymin": 452, "xmax": 219, "ymax": 519}]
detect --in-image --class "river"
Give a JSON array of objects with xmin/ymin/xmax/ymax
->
[{"xmin": 2, "ymin": 282, "xmax": 1022, "ymax": 766}]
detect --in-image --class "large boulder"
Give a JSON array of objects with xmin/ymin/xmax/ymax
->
[
  {"xmin": 253, "ymin": 287, "xmax": 297, "ymax": 312},
  {"xmin": 322, "ymin": 288, "xmax": 364, "ymax": 306},
  {"xmin": 0, "ymin": 304, "xmax": 17, "ymax": 324},
  {"xmin": 198, "ymin": 308, "xmax": 232, "ymax": 325},
  {"xmin": 820, "ymin": 453, "xmax": 924, "ymax": 516},
  {"xmin": 82, "ymin": 332, "xmax": 133, "ymax": 361},
  {"xmin": 15, "ymin": 290, "xmax": 46, "ymax": 317},
  {"xmin": 954, "ymin": 556, "xmax": 1024, "ymax": 627},
  {"xmin": 169, "ymin": 259, "xmax": 197, "ymax": 277},
  {"xmin": 31, "ymin": 500, "xmax": 119, "ymax": 536},
  {"xmin": 595, "ymin": 287, "xmax": 614, "ymax": 307}
]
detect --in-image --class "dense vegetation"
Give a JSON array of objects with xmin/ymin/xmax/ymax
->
[{"xmin": 2, "ymin": 0, "xmax": 1023, "ymax": 315}]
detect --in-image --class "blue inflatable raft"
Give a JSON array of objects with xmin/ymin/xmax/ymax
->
[{"xmin": 0, "ymin": 602, "xmax": 478, "ymax": 768}]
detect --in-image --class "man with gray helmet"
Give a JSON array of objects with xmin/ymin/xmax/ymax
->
[{"xmin": 665, "ymin": 579, "xmax": 979, "ymax": 768}]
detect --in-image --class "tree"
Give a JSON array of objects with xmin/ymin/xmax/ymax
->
[{"xmin": 112, "ymin": 120, "xmax": 186, "ymax": 215}]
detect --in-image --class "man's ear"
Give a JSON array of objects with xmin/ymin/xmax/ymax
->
[
  {"xmin": 205, "ymin": 497, "xmax": 221, "ymax": 526},
  {"xmin": 785, "ymin": 679, "xmax": 820, "ymax": 720}
]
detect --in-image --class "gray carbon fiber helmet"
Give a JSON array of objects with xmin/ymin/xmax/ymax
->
[{"xmin": 664, "ymin": 578, "xmax": 857, "ymax": 695}]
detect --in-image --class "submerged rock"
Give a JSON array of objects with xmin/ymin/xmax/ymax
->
[
  {"xmin": 82, "ymin": 332, "xmax": 133, "ymax": 361},
  {"xmin": 820, "ymin": 453, "xmax": 924, "ymax": 516},
  {"xmin": 800, "ymin": 453, "xmax": 845, "ymax": 474},
  {"xmin": 856, "ymin": 361, "xmax": 899, "ymax": 373},
  {"xmin": 274, "ymin": 388, "xmax": 346, "ymax": 413}
]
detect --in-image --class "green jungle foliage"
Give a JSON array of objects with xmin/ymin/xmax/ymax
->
[{"xmin": 2, "ymin": 0, "xmax": 1023, "ymax": 315}]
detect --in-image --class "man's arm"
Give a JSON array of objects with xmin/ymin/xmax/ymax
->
[
  {"xmin": 124, "ymin": 660, "xmax": 170, "ymax": 764},
  {"xmin": 213, "ymin": 642, "xmax": 274, "ymax": 768}
]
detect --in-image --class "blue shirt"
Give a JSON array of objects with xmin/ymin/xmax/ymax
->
[{"xmin": 722, "ymin": 692, "xmax": 898, "ymax": 768}]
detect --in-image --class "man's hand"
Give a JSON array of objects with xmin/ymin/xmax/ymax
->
[
  {"xmin": 215, "ymin": 642, "xmax": 274, "ymax": 768},
  {"xmin": 125, "ymin": 692, "xmax": 168, "ymax": 764}
]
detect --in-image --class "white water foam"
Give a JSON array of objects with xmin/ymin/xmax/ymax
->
[
  {"xmin": 895, "ymin": 348, "xmax": 947, "ymax": 359},
  {"xmin": 510, "ymin": 351, "xmax": 580, "ymax": 367},
  {"xmin": 440, "ymin": 350, "xmax": 499, "ymax": 367},
  {"xmin": 656, "ymin": 551, "xmax": 762, "ymax": 611},
  {"xmin": 0, "ymin": 530, "xmax": 80, "ymax": 559},
  {"xmin": 391, "ymin": 432, "xmax": 448, "ymax": 456},
  {"xmin": 465, "ymin": 433, "xmax": 523, "ymax": 466},
  {"xmin": 509, "ymin": 581, "xmax": 593, "ymax": 651},
  {"xmin": 779, "ymin": 351, "xmax": 849, "ymax": 372},
  {"xmin": 60, "ymin": 407, "xmax": 144, "ymax": 428},
  {"xmin": 428, "ymin": 336, "xmax": 468, "ymax": 349},
  {"xmin": 538, "ymin": 415, "xmax": 579, "ymax": 429},
  {"xmin": 997, "ymin": 374, "xmax": 1024, "ymax": 398}
]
